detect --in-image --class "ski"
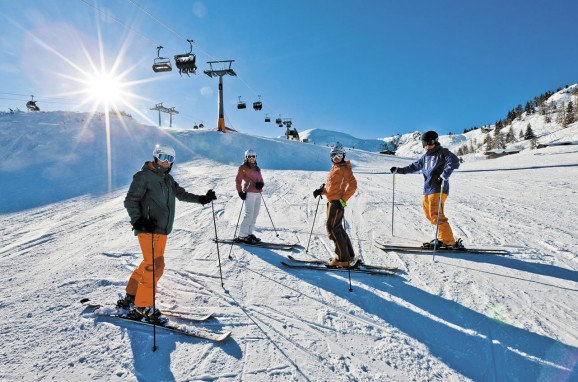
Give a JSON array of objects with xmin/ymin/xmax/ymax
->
[
  {"xmin": 280, "ymin": 261, "xmax": 397, "ymax": 276},
  {"xmin": 216, "ymin": 239, "xmax": 299, "ymax": 251},
  {"xmin": 374, "ymin": 242, "xmax": 510, "ymax": 255},
  {"xmin": 80, "ymin": 299, "xmax": 230, "ymax": 342},
  {"xmin": 287, "ymin": 255, "xmax": 399, "ymax": 271},
  {"xmin": 81, "ymin": 299, "xmax": 215, "ymax": 323}
]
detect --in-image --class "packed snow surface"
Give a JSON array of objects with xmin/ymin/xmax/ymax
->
[{"xmin": 1, "ymin": 110, "xmax": 577, "ymax": 381}]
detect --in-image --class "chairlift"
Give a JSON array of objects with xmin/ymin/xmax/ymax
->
[
  {"xmin": 198, "ymin": 121, "xmax": 204, "ymax": 129},
  {"xmin": 264, "ymin": 114, "xmax": 271, "ymax": 123},
  {"xmin": 152, "ymin": 46, "xmax": 172, "ymax": 73},
  {"xmin": 237, "ymin": 96, "xmax": 246, "ymax": 109},
  {"xmin": 253, "ymin": 95, "xmax": 262, "ymax": 111},
  {"xmin": 275, "ymin": 116, "xmax": 282, "ymax": 125},
  {"xmin": 26, "ymin": 95, "xmax": 40, "ymax": 111},
  {"xmin": 174, "ymin": 39, "xmax": 197, "ymax": 76},
  {"xmin": 193, "ymin": 123, "xmax": 199, "ymax": 129}
]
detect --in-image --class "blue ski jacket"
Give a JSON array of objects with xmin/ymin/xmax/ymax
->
[{"xmin": 396, "ymin": 145, "xmax": 460, "ymax": 195}]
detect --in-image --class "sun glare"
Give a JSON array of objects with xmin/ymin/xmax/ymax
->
[{"xmin": 86, "ymin": 71, "xmax": 123, "ymax": 106}]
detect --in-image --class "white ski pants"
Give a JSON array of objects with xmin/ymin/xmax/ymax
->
[{"xmin": 239, "ymin": 192, "xmax": 261, "ymax": 237}]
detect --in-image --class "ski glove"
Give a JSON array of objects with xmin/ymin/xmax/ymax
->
[
  {"xmin": 390, "ymin": 166, "xmax": 398, "ymax": 174},
  {"xmin": 313, "ymin": 183, "xmax": 325, "ymax": 199},
  {"xmin": 239, "ymin": 191, "xmax": 247, "ymax": 200},
  {"xmin": 255, "ymin": 181, "xmax": 264, "ymax": 190},
  {"xmin": 199, "ymin": 189, "xmax": 217, "ymax": 205},
  {"xmin": 132, "ymin": 216, "xmax": 156, "ymax": 233}
]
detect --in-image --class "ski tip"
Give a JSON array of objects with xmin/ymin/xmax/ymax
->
[{"xmin": 218, "ymin": 331, "xmax": 232, "ymax": 342}]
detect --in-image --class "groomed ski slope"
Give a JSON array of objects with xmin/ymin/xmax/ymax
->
[{"xmin": 1, "ymin": 114, "xmax": 577, "ymax": 381}]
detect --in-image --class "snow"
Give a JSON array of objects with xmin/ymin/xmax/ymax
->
[{"xmin": 1, "ymin": 105, "xmax": 577, "ymax": 381}]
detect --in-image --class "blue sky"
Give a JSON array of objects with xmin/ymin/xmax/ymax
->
[{"xmin": 1, "ymin": 0, "xmax": 577, "ymax": 139}]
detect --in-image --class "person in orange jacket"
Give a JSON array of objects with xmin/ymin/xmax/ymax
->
[{"xmin": 313, "ymin": 143, "xmax": 357, "ymax": 267}]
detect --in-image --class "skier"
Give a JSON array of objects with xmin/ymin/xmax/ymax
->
[
  {"xmin": 313, "ymin": 143, "xmax": 358, "ymax": 267},
  {"xmin": 234, "ymin": 149, "xmax": 265, "ymax": 244},
  {"xmin": 117, "ymin": 144, "xmax": 217, "ymax": 320},
  {"xmin": 390, "ymin": 131, "xmax": 464, "ymax": 249}
]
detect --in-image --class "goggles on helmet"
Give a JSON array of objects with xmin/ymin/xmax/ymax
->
[
  {"xmin": 331, "ymin": 152, "xmax": 344, "ymax": 160},
  {"xmin": 156, "ymin": 153, "xmax": 175, "ymax": 163}
]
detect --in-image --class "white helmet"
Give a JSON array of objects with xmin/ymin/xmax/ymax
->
[
  {"xmin": 245, "ymin": 148, "xmax": 257, "ymax": 158},
  {"xmin": 153, "ymin": 144, "xmax": 176, "ymax": 163},
  {"xmin": 330, "ymin": 143, "xmax": 345, "ymax": 158}
]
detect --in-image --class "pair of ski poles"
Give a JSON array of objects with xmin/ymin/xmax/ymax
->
[{"xmin": 391, "ymin": 171, "xmax": 444, "ymax": 261}]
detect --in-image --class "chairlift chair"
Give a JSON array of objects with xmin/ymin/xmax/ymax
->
[
  {"xmin": 26, "ymin": 96, "xmax": 40, "ymax": 111},
  {"xmin": 253, "ymin": 95, "xmax": 262, "ymax": 111},
  {"xmin": 174, "ymin": 39, "xmax": 197, "ymax": 76},
  {"xmin": 152, "ymin": 46, "xmax": 172, "ymax": 72},
  {"xmin": 198, "ymin": 122, "xmax": 204, "ymax": 129},
  {"xmin": 237, "ymin": 96, "xmax": 246, "ymax": 109},
  {"xmin": 264, "ymin": 114, "xmax": 271, "ymax": 122},
  {"xmin": 275, "ymin": 116, "xmax": 282, "ymax": 125}
]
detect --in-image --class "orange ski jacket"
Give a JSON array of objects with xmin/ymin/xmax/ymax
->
[{"xmin": 322, "ymin": 160, "xmax": 357, "ymax": 202}]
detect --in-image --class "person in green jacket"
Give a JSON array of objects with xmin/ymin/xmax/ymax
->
[{"xmin": 117, "ymin": 144, "xmax": 216, "ymax": 321}]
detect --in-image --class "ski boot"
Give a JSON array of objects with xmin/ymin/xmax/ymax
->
[
  {"xmin": 248, "ymin": 234, "xmax": 261, "ymax": 243},
  {"xmin": 116, "ymin": 293, "xmax": 135, "ymax": 310},
  {"xmin": 445, "ymin": 238, "xmax": 465, "ymax": 250},
  {"xmin": 422, "ymin": 239, "xmax": 446, "ymax": 249},
  {"xmin": 131, "ymin": 306, "xmax": 167, "ymax": 324}
]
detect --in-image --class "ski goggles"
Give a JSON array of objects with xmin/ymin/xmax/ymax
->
[
  {"xmin": 330, "ymin": 153, "xmax": 344, "ymax": 160},
  {"xmin": 246, "ymin": 155, "xmax": 256, "ymax": 159},
  {"xmin": 156, "ymin": 153, "xmax": 175, "ymax": 163},
  {"xmin": 422, "ymin": 139, "xmax": 438, "ymax": 147}
]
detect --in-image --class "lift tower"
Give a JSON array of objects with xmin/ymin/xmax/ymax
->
[{"xmin": 204, "ymin": 60, "xmax": 236, "ymax": 133}]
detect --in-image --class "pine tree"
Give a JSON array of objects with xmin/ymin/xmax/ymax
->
[
  {"xmin": 524, "ymin": 123, "xmax": 535, "ymax": 140},
  {"xmin": 506, "ymin": 126, "xmax": 515, "ymax": 143},
  {"xmin": 564, "ymin": 101, "xmax": 576, "ymax": 126}
]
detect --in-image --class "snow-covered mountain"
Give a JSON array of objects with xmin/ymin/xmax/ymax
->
[
  {"xmin": 1, "ymin": 95, "xmax": 578, "ymax": 381},
  {"xmin": 303, "ymin": 84, "xmax": 578, "ymax": 159}
]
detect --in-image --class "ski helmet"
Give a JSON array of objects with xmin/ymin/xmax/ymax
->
[
  {"xmin": 153, "ymin": 144, "xmax": 176, "ymax": 163},
  {"xmin": 421, "ymin": 131, "xmax": 439, "ymax": 147},
  {"xmin": 245, "ymin": 149, "xmax": 257, "ymax": 158},
  {"xmin": 330, "ymin": 143, "xmax": 345, "ymax": 159}
]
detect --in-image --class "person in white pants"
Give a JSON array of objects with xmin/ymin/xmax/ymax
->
[{"xmin": 235, "ymin": 149, "xmax": 265, "ymax": 243}]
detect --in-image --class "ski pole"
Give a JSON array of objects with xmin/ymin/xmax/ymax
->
[
  {"xmin": 306, "ymin": 194, "xmax": 322, "ymax": 254},
  {"xmin": 391, "ymin": 171, "xmax": 396, "ymax": 236},
  {"xmin": 210, "ymin": 200, "xmax": 225, "ymax": 289},
  {"xmin": 149, "ymin": 207, "xmax": 157, "ymax": 352},
  {"xmin": 432, "ymin": 179, "xmax": 445, "ymax": 262},
  {"xmin": 343, "ymin": 214, "xmax": 353, "ymax": 293},
  {"xmin": 228, "ymin": 200, "xmax": 244, "ymax": 260},
  {"xmin": 260, "ymin": 192, "xmax": 279, "ymax": 237}
]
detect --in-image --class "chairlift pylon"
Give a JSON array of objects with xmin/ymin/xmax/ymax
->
[
  {"xmin": 237, "ymin": 96, "xmax": 246, "ymax": 109},
  {"xmin": 152, "ymin": 46, "xmax": 172, "ymax": 73},
  {"xmin": 253, "ymin": 95, "xmax": 262, "ymax": 111},
  {"xmin": 174, "ymin": 39, "xmax": 197, "ymax": 77}
]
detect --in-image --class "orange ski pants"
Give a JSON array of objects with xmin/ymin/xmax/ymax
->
[
  {"xmin": 422, "ymin": 193, "xmax": 456, "ymax": 246},
  {"xmin": 125, "ymin": 233, "xmax": 167, "ymax": 307}
]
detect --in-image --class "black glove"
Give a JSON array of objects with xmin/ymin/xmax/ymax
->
[
  {"xmin": 255, "ymin": 181, "xmax": 264, "ymax": 190},
  {"xmin": 390, "ymin": 167, "xmax": 398, "ymax": 174},
  {"xmin": 238, "ymin": 191, "xmax": 247, "ymax": 200},
  {"xmin": 313, "ymin": 184, "xmax": 325, "ymax": 199},
  {"xmin": 199, "ymin": 189, "xmax": 217, "ymax": 205},
  {"xmin": 132, "ymin": 216, "xmax": 156, "ymax": 233}
]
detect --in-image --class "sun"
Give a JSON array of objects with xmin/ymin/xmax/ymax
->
[{"xmin": 85, "ymin": 71, "xmax": 124, "ymax": 107}]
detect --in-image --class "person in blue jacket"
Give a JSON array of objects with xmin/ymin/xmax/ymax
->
[{"xmin": 390, "ymin": 131, "xmax": 463, "ymax": 249}]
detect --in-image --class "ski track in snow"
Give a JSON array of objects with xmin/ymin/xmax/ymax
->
[{"xmin": 1, "ymin": 112, "xmax": 578, "ymax": 381}]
